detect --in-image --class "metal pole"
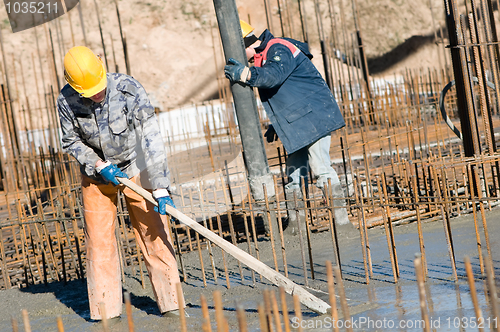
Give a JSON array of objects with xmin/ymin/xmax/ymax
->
[
  {"xmin": 352, "ymin": 0, "xmax": 374, "ymax": 122},
  {"xmin": 298, "ymin": 0, "xmax": 308, "ymax": 42},
  {"xmin": 313, "ymin": 0, "xmax": 333, "ymax": 90},
  {"xmin": 113, "ymin": 0, "xmax": 130, "ymax": 76},
  {"xmin": 93, "ymin": 0, "xmax": 109, "ymax": 72},
  {"xmin": 77, "ymin": 2, "xmax": 88, "ymax": 47},
  {"xmin": 444, "ymin": 0, "xmax": 479, "ymax": 157},
  {"xmin": 212, "ymin": 0, "xmax": 274, "ymax": 200},
  {"xmin": 0, "ymin": 28, "xmax": 20, "ymax": 156},
  {"xmin": 262, "ymin": 0, "xmax": 273, "ymax": 32}
]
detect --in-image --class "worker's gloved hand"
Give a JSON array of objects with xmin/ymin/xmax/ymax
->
[
  {"xmin": 153, "ymin": 189, "xmax": 176, "ymax": 215},
  {"xmin": 224, "ymin": 58, "xmax": 250, "ymax": 83},
  {"xmin": 264, "ymin": 124, "xmax": 278, "ymax": 143},
  {"xmin": 96, "ymin": 161, "xmax": 128, "ymax": 186}
]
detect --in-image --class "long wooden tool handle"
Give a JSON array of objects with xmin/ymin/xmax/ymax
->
[{"xmin": 117, "ymin": 177, "xmax": 331, "ymax": 314}]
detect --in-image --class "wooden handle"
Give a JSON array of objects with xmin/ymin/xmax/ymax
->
[{"xmin": 117, "ymin": 177, "xmax": 331, "ymax": 314}]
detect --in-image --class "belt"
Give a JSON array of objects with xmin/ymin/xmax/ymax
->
[{"xmin": 117, "ymin": 160, "xmax": 131, "ymax": 169}]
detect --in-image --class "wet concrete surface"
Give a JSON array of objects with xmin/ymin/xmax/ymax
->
[{"xmin": 1, "ymin": 206, "xmax": 499, "ymax": 331}]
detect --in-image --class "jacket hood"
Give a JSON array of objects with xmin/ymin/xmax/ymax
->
[
  {"xmin": 257, "ymin": 30, "xmax": 313, "ymax": 59},
  {"xmin": 256, "ymin": 29, "xmax": 275, "ymax": 51}
]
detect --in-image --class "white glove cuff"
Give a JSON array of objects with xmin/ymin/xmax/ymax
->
[
  {"xmin": 95, "ymin": 161, "xmax": 111, "ymax": 173},
  {"xmin": 240, "ymin": 66, "xmax": 250, "ymax": 82},
  {"xmin": 153, "ymin": 189, "xmax": 170, "ymax": 199}
]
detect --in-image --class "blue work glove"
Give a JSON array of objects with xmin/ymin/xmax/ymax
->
[
  {"xmin": 153, "ymin": 189, "xmax": 176, "ymax": 215},
  {"xmin": 224, "ymin": 58, "xmax": 250, "ymax": 83},
  {"xmin": 96, "ymin": 161, "xmax": 128, "ymax": 186},
  {"xmin": 264, "ymin": 124, "xmax": 278, "ymax": 143}
]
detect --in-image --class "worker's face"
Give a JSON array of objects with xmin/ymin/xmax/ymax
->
[
  {"xmin": 246, "ymin": 47, "xmax": 256, "ymax": 62},
  {"xmin": 245, "ymin": 40, "xmax": 262, "ymax": 63},
  {"xmin": 89, "ymin": 88, "xmax": 106, "ymax": 103}
]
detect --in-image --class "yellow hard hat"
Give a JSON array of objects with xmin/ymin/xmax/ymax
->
[
  {"xmin": 240, "ymin": 20, "xmax": 254, "ymax": 38},
  {"xmin": 240, "ymin": 20, "xmax": 259, "ymax": 48},
  {"xmin": 64, "ymin": 46, "xmax": 107, "ymax": 98}
]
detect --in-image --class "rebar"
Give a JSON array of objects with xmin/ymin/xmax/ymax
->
[{"xmin": 1, "ymin": 0, "xmax": 500, "ymax": 330}]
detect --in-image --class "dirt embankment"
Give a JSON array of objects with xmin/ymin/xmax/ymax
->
[{"xmin": 0, "ymin": 0, "xmax": 448, "ymax": 112}]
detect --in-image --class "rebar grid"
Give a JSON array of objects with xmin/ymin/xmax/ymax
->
[{"xmin": 0, "ymin": 0, "xmax": 499, "ymax": 329}]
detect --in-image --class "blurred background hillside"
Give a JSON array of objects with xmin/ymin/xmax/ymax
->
[{"xmin": 0, "ymin": 0, "xmax": 451, "ymax": 111}]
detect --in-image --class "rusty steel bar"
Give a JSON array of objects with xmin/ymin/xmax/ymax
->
[
  {"xmin": 273, "ymin": 175, "xmax": 288, "ymax": 278},
  {"xmin": 378, "ymin": 175, "xmax": 398, "ymax": 283},
  {"xmin": 325, "ymin": 179, "xmax": 341, "ymax": 271},
  {"xmin": 353, "ymin": 176, "xmax": 369, "ymax": 284},
  {"xmin": 293, "ymin": 191, "xmax": 309, "ymax": 287},
  {"xmin": 326, "ymin": 261, "xmax": 340, "ymax": 332},
  {"xmin": 464, "ymin": 256, "xmax": 485, "ymax": 332},
  {"xmin": 414, "ymin": 254, "xmax": 431, "ymax": 332}
]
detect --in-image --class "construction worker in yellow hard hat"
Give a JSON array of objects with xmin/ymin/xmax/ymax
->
[
  {"xmin": 238, "ymin": 20, "xmax": 262, "ymax": 68},
  {"xmin": 240, "ymin": 20, "xmax": 260, "ymax": 54},
  {"xmin": 58, "ymin": 46, "xmax": 186, "ymax": 321}
]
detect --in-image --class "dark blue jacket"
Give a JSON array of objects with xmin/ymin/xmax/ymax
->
[{"xmin": 247, "ymin": 30, "xmax": 345, "ymax": 154}]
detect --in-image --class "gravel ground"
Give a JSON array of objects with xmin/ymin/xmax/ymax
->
[{"xmin": 1, "ymin": 205, "xmax": 499, "ymax": 331}]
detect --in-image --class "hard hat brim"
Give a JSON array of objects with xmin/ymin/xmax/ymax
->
[
  {"xmin": 78, "ymin": 74, "xmax": 107, "ymax": 98},
  {"xmin": 240, "ymin": 20, "xmax": 255, "ymax": 38}
]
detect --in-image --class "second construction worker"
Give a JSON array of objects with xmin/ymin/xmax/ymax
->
[
  {"xmin": 224, "ymin": 21, "xmax": 350, "ymax": 236},
  {"xmin": 57, "ymin": 46, "xmax": 185, "ymax": 320}
]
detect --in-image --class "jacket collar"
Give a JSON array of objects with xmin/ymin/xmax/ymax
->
[{"xmin": 256, "ymin": 30, "xmax": 275, "ymax": 53}]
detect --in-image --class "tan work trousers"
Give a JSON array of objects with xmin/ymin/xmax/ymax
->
[{"xmin": 81, "ymin": 174, "xmax": 183, "ymax": 320}]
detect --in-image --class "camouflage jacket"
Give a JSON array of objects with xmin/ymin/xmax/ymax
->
[{"xmin": 57, "ymin": 73, "xmax": 170, "ymax": 190}]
